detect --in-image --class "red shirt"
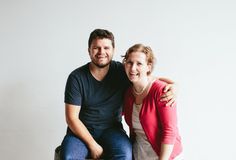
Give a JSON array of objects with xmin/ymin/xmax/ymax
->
[{"xmin": 123, "ymin": 80, "xmax": 182, "ymax": 159}]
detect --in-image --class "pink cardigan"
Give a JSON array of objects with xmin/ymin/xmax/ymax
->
[{"xmin": 123, "ymin": 80, "xmax": 182, "ymax": 160}]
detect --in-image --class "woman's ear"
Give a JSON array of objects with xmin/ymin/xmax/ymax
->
[
  {"xmin": 147, "ymin": 63, "xmax": 152, "ymax": 75},
  {"xmin": 148, "ymin": 63, "xmax": 152, "ymax": 72}
]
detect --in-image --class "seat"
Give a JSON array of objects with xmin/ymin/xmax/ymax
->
[{"xmin": 54, "ymin": 145, "xmax": 61, "ymax": 160}]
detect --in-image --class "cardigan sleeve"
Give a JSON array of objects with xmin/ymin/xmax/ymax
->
[{"xmin": 156, "ymin": 82, "xmax": 178, "ymax": 144}]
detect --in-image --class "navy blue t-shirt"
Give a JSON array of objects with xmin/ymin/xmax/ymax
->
[{"xmin": 64, "ymin": 61, "xmax": 130, "ymax": 130}]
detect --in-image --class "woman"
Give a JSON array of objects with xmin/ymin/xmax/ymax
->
[{"xmin": 122, "ymin": 44, "xmax": 182, "ymax": 160}]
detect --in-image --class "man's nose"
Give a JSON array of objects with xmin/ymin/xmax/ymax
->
[{"xmin": 98, "ymin": 48, "xmax": 105, "ymax": 53}]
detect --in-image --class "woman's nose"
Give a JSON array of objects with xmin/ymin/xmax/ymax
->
[{"xmin": 131, "ymin": 64, "xmax": 136, "ymax": 71}]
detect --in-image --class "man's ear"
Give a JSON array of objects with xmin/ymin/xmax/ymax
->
[{"xmin": 88, "ymin": 48, "xmax": 92, "ymax": 57}]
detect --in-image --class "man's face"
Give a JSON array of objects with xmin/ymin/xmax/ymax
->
[{"xmin": 88, "ymin": 38, "xmax": 114, "ymax": 68}]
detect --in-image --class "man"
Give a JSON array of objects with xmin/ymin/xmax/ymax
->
[{"xmin": 60, "ymin": 29, "xmax": 176, "ymax": 160}]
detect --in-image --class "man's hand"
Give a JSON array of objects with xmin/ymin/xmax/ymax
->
[
  {"xmin": 161, "ymin": 83, "xmax": 177, "ymax": 106},
  {"xmin": 158, "ymin": 77, "xmax": 178, "ymax": 106},
  {"xmin": 88, "ymin": 141, "xmax": 103, "ymax": 159}
]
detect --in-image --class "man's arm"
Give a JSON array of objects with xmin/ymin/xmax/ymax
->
[
  {"xmin": 158, "ymin": 77, "xmax": 178, "ymax": 106},
  {"xmin": 65, "ymin": 103, "xmax": 103, "ymax": 159}
]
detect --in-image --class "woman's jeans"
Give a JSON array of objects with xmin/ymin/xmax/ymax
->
[{"xmin": 60, "ymin": 125, "xmax": 132, "ymax": 160}]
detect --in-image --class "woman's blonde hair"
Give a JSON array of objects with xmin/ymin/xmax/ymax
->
[{"xmin": 122, "ymin": 43, "xmax": 156, "ymax": 75}]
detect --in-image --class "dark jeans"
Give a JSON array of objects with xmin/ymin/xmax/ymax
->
[{"xmin": 60, "ymin": 125, "xmax": 132, "ymax": 160}]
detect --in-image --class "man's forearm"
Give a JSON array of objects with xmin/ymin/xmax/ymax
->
[{"xmin": 66, "ymin": 117, "xmax": 96, "ymax": 148}]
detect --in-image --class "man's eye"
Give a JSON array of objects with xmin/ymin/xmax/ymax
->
[{"xmin": 137, "ymin": 62, "xmax": 142, "ymax": 66}]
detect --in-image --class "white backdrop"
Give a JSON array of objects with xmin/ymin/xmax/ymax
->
[{"xmin": 0, "ymin": 0, "xmax": 236, "ymax": 159}]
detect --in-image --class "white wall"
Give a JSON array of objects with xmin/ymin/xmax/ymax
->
[{"xmin": 1, "ymin": 0, "xmax": 235, "ymax": 159}]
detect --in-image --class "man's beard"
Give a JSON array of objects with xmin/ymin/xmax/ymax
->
[{"xmin": 92, "ymin": 60, "xmax": 111, "ymax": 68}]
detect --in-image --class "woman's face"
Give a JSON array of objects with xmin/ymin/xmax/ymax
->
[{"xmin": 124, "ymin": 51, "xmax": 151, "ymax": 83}]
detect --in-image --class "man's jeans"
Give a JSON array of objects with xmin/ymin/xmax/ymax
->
[{"xmin": 60, "ymin": 126, "xmax": 132, "ymax": 160}]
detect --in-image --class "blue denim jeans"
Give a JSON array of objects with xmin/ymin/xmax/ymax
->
[{"xmin": 60, "ymin": 125, "xmax": 132, "ymax": 160}]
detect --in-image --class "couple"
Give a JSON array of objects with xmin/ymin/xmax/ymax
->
[{"xmin": 60, "ymin": 29, "xmax": 182, "ymax": 160}]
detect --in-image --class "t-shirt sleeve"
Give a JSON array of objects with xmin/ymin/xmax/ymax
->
[
  {"xmin": 117, "ymin": 62, "xmax": 130, "ymax": 88},
  {"xmin": 64, "ymin": 73, "xmax": 82, "ymax": 106}
]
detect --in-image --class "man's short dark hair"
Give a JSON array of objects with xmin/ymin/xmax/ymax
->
[{"xmin": 88, "ymin": 29, "xmax": 115, "ymax": 48}]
